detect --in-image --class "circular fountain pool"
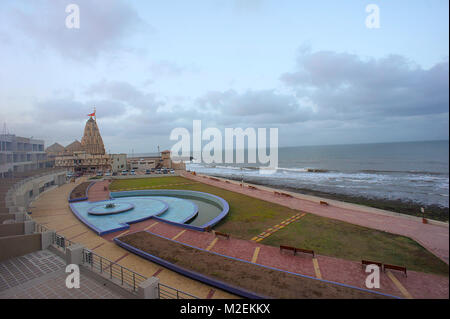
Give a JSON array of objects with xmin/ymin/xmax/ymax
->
[
  {"xmin": 88, "ymin": 202, "xmax": 135, "ymax": 215},
  {"xmin": 69, "ymin": 189, "xmax": 229, "ymax": 235}
]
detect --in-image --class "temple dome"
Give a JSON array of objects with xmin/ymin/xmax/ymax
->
[{"xmin": 81, "ymin": 117, "xmax": 106, "ymax": 155}]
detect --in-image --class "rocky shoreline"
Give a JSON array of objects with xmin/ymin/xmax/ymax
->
[{"xmin": 210, "ymin": 174, "xmax": 449, "ymax": 222}]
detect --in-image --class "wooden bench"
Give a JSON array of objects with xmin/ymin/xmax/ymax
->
[
  {"xmin": 319, "ymin": 201, "xmax": 329, "ymax": 206},
  {"xmin": 384, "ymin": 264, "xmax": 407, "ymax": 277},
  {"xmin": 361, "ymin": 260, "xmax": 383, "ymax": 270},
  {"xmin": 225, "ymin": 181, "xmax": 230, "ymax": 184},
  {"xmin": 210, "ymin": 177, "xmax": 220, "ymax": 182},
  {"xmin": 274, "ymin": 191, "xmax": 281, "ymax": 196},
  {"xmin": 280, "ymin": 245, "xmax": 315, "ymax": 257},
  {"xmin": 214, "ymin": 231, "xmax": 230, "ymax": 240},
  {"xmin": 280, "ymin": 245, "xmax": 296, "ymax": 255},
  {"xmin": 281, "ymin": 193, "xmax": 293, "ymax": 198},
  {"xmin": 248, "ymin": 185, "xmax": 257, "ymax": 190},
  {"xmin": 295, "ymin": 248, "xmax": 315, "ymax": 258}
]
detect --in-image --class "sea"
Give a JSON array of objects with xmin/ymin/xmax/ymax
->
[{"xmin": 185, "ymin": 140, "xmax": 449, "ymax": 208}]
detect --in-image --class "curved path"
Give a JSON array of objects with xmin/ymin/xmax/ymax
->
[
  {"xmin": 30, "ymin": 178, "xmax": 236, "ymax": 299},
  {"xmin": 182, "ymin": 173, "xmax": 449, "ymax": 264}
]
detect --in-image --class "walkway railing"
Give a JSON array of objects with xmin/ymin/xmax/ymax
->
[
  {"xmin": 158, "ymin": 283, "xmax": 199, "ymax": 299},
  {"xmin": 33, "ymin": 221, "xmax": 199, "ymax": 299},
  {"xmin": 82, "ymin": 248, "xmax": 146, "ymax": 293}
]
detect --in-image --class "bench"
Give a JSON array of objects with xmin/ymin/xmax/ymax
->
[
  {"xmin": 361, "ymin": 260, "xmax": 383, "ymax": 270},
  {"xmin": 384, "ymin": 264, "xmax": 407, "ymax": 277},
  {"xmin": 280, "ymin": 245, "xmax": 315, "ymax": 257},
  {"xmin": 274, "ymin": 191, "xmax": 281, "ymax": 196},
  {"xmin": 225, "ymin": 181, "xmax": 230, "ymax": 184},
  {"xmin": 281, "ymin": 193, "xmax": 293, "ymax": 198},
  {"xmin": 210, "ymin": 177, "xmax": 220, "ymax": 182},
  {"xmin": 280, "ymin": 245, "xmax": 296, "ymax": 255},
  {"xmin": 248, "ymin": 185, "xmax": 257, "ymax": 190},
  {"xmin": 295, "ymin": 248, "xmax": 315, "ymax": 258},
  {"xmin": 214, "ymin": 231, "xmax": 230, "ymax": 240},
  {"xmin": 320, "ymin": 201, "xmax": 329, "ymax": 206}
]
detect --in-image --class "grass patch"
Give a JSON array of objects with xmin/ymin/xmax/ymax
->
[
  {"xmin": 264, "ymin": 214, "xmax": 449, "ymax": 276},
  {"xmin": 109, "ymin": 176, "xmax": 449, "ymax": 276},
  {"xmin": 109, "ymin": 176, "xmax": 188, "ymax": 190}
]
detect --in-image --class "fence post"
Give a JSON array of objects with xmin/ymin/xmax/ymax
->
[{"xmin": 137, "ymin": 277, "xmax": 160, "ymax": 299}]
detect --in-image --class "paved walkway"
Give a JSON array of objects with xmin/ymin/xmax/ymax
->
[
  {"xmin": 182, "ymin": 173, "xmax": 449, "ymax": 264},
  {"xmin": 104, "ymin": 216, "xmax": 449, "ymax": 299},
  {"xmin": 0, "ymin": 250, "xmax": 123, "ymax": 299},
  {"xmin": 29, "ymin": 179, "xmax": 236, "ymax": 299}
]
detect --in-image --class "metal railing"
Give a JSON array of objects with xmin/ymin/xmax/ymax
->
[
  {"xmin": 158, "ymin": 283, "xmax": 199, "ymax": 299},
  {"xmin": 33, "ymin": 222, "xmax": 199, "ymax": 299},
  {"xmin": 82, "ymin": 249, "xmax": 147, "ymax": 293}
]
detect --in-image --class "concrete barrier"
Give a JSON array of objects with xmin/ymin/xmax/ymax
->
[
  {"xmin": 0, "ymin": 233, "xmax": 41, "ymax": 262},
  {"xmin": 0, "ymin": 222, "xmax": 24, "ymax": 237}
]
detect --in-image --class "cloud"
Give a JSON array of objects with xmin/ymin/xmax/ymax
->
[
  {"xmin": 33, "ymin": 97, "xmax": 127, "ymax": 123},
  {"xmin": 85, "ymin": 80, "xmax": 164, "ymax": 111},
  {"xmin": 281, "ymin": 51, "xmax": 449, "ymax": 119},
  {"xmin": 195, "ymin": 89, "xmax": 313, "ymax": 125},
  {"xmin": 7, "ymin": 0, "xmax": 149, "ymax": 61},
  {"xmin": 149, "ymin": 61, "xmax": 186, "ymax": 77}
]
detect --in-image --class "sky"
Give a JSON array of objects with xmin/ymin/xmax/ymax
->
[{"xmin": 0, "ymin": 0, "xmax": 448, "ymax": 153}]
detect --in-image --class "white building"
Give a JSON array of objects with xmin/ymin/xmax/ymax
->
[{"xmin": 0, "ymin": 134, "xmax": 48, "ymax": 178}]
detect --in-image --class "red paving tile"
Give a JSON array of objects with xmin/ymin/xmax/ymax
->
[
  {"xmin": 87, "ymin": 180, "xmax": 111, "ymax": 202},
  {"xmin": 257, "ymin": 245, "xmax": 316, "ymax": 277},
  {"xmin": 317, "ymin": 255, "xmax": 397, "ymax": 296}
]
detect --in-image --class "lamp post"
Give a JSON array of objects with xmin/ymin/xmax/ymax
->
[{"xmin": 421, "ymin": 207, "xmax": 427, "ymax": 224}]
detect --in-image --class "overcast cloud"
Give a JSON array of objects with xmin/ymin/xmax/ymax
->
[{"xmin": 0, "ymin": 1, "xmax": 448, "ymax": 152}]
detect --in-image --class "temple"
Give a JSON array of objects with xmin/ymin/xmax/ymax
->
[{"xmin": 47, "ymin": 111, "xmax": 184, "ymax": 174}]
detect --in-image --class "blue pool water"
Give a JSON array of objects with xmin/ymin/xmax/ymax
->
[{"xmin": 70, "ymin": 196, "xmax": 198, "ymax": 235}]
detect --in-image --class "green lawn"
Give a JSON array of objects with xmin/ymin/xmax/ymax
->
[{"xmin": 109, "ymin": 176, "xmax": 449, "ymax": 276}]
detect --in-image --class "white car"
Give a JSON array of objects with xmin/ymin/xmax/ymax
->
[
  {"xmin": 121, "ymin": 170, "xmax": 128, "ymax": 176},
  {"xmin": 105, "ymin": 171, "xmax": 111, "ymax": 176},
  {"xmin": 130, "ymin": 170, "xmax": 136, "ymax": 175}
]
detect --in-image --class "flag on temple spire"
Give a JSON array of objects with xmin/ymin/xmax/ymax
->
[{"xmin": 87, "ymin": 107, "xmax": 96, "ymax": 118}]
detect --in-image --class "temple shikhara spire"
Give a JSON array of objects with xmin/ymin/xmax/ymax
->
[{"xmin": 81, "ymin": 108, "xmax": 105, "ymax": 155}]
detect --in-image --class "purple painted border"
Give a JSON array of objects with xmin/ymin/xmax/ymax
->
[
  {"xmin": 115, "ymin": 231, "xmax": 401, "ymax": 300},
  {"xmin": 67, "ymin": 181, "xmax": 95, "ymax": 203},
  {"xmin": 114, "ymin": 237, "xmax": 265, "ymax": 299}
]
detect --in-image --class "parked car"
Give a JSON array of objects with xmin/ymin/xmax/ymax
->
[
  {"xmin": 156, "ymin": 169, "xmax": 161, "ymax": 174},
  {"xmin": 96, "ymin": 171, "xmax": 103, "ymax": 177},
  {"xmin": 145, "ymin": 169, "xmax": 151, "ymax": 174},
  {"xmin": 105, "ymin": 171, "xmax": 111, "ymax": 176},
  {"xmin": 170, "ymin": 169, "xmax": 175, "ymax": 174},
  {"xmin": 121, "ymin": 170, "xmax": 128, "ymax": 176},
  {"xmin": 130, "ymin": 170, "xmax": 136, "ymax": 175},
  {"xmin": 162, "ymin": 169, "xmax": 168, "ymax": 174}
]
